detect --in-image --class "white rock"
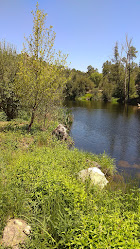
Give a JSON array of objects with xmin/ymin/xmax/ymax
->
[
  {"xmin": 88, "ymin": 167, "xmax": 104, "ymax": 176},
  {"xmin": 78, "ymin": 167, "xmax": 108, "ymax": 189}
]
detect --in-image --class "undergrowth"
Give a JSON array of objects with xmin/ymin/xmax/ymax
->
[{"xmin": 0, "ymin": 119, "xmax": 139, "ymax": 248}]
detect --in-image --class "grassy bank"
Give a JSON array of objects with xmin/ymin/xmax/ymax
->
[
  {"xmin": 77, "ymin": 91, "xmax": 102, "ymax": 102},
  {"xmin": 77, "ymin": 93, "xmax": 140, "ymax": 106},
  {"xmin": 0, "ymin": 119, "xmax": 139, "ymax": 248}
]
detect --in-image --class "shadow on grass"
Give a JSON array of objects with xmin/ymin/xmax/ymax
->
[{"xmin": 0, "ymin": 121, "xmax": 44, "ymax": 135}]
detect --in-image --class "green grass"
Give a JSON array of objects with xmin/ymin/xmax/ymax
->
[{"xmin": 0, "ymin": 120, "xmax": 139, "ymax": 248}]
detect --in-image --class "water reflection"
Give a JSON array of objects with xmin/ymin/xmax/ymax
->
[{"xmin": 65, "ymin": 100, "xmax": 140, "ymax": 177}]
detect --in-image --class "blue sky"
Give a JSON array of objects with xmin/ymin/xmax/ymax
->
[{"xmin": 0, "ymin": 0, "xmax": 140, "ymax": 72}]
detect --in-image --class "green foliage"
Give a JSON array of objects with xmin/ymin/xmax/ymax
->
[
  {"xmin": 0, "ymin": 111, "xmax": 7, "ymax": 121},
  {"xmin": 87, "ymin": 65, "xmax": 98, "ymax": 75},
  {"xmin": 135, "ymin": 70, "xmax": 140, "ymax": 97},
  {"xmin": 15, "ymin": 3, "xmax": 68, "ymax": 131},
  {"xmin": 0, "ymin": 40, "xmax": 19, "ymax": 120},
  {"xmin": 111, "ymin": 97, "xmax": 120, "ymax": 104},
  {"xmin": 90, "ymin": 71, "xmax": 102, "ymax": 88},
  {"xmin": 67, "ymin": 37, "xmax": 139, "ymax": 104},
  {"xmin": 101, "ymin": 61, "xmax": 114, "ymax": 101},
  {"xmin": 17, "ymin": 110, "xmax": 30, "ymax": 121},
  {"xmin": 0, "ymin": 123, "xmax": 139, "ymax": 248},
  {"xmin": 78, "ymin": 91, "xmax": 103, "ymax": 101},
  {"xmin": 0, "ymin": 8, "xmax": 140, "ymax": 248},
  {"xmin": 65, "ymin": 69, "xmax": 94, "ymax": 100},
  {"xmin": 78, "ymin": 93, "xmax": 93, "ymax": 101},
  {"xmin": 101, "ymin": 38, "xmax": 139, "ymax": 103}
]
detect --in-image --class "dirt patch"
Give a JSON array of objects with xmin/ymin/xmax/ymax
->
[{"xmin": 19, "ymin": 137, "xmax": 34, "ymax": 149}]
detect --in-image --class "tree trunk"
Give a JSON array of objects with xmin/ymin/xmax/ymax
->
[
  {"xmin": 28, "ymin": 109, "xmax": 35, "ymax": 132},
  {"xmin": 128, "ymin": 62, "xmax": 130, "ymax": 102},
  {"xmin": 28, "ymin": 95, "xmax": 38, "ymax": 132},
  {"xmin": 124, "ymin": 65, "xmax": 127, "ymax": 102}
]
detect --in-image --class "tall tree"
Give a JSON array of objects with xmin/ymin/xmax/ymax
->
[
  {"xmin": 15, "ymin": 3, "xmax": 68, "ymax": 131},
  {"xmin": 112, "ymin": 42, "xmax": 124, "ymax": 100},
  {"xmin": 101, "ymin": 61, "xmax": 115, "ymax": 100},
  {"xmin": 113, "ymin": 42, "xmax": 120, "ymax": 65},
  {"xmin": 122, "ymin": 35, "xmax": 137, "ymax": 101}
]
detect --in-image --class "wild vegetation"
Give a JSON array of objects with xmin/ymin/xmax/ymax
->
[
  {"xmin": 0, "ymin": 117, "xmax": 139, "ymax": 248},
  {"xmin": 0, "ymin": 3, "xmax": 140, "ymax": 248}
]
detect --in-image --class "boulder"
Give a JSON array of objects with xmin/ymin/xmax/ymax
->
[
  {"xmin": 2, "ymin": 218, "xmax": 31, "ymax": 249},
  {"xmin": 78, "ymin": 167, "xmax": 108, "ymax": 189},
  {"xmin": 52, "ymin": 124, "xmax": 68, "ymax": 141}
]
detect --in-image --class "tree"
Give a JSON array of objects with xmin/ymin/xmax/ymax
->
[
  {"xmin": 15, "ymin": 3, "xmax": 68, "ymax": 131},
  {"xmin": 113, "ymin": 42, "xmax": 119, "ymax": 63},
  {"xmin": 0, "ymin": 41, "xmax": 18, "ymax": 120},
  {"xmin": 90, "ymin": 72, "xmax": 102, "ymax": 88},
  {"xmin": 122, "ymin": 35, "xmax": 137, "ymax": 101},
  {"xmin": 64, "ymin": 69, "xmax": 95, "ymax": 100},
  {"xmin": 101, "ymin": 61, "xmax": 115, "ymax": 100},
  {"xmin": 135, "ymin": 65, "xmax": 140, "ymax": 97},
  {"xmin": 87, "ymin": 65, "xmax": 98, "ymax": 75},
  {"xmin": 112, "ymin": 42, "xmax": 125, "ymax": 101}
]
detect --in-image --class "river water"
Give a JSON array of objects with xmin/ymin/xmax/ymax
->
[{"xmin": 66, "ymin": 100, "xmax": 140, "ymax": 178}]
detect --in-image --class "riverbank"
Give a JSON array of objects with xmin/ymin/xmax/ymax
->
[
  {"xmin": 0, "ymin": 118, "xmax": 139, "ymax": 248},
  {"xmin": 76, "ymin": 92, "xmax": 140, "ymax": 106}
]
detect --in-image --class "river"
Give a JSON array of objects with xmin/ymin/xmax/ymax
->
[{"xmin": 66, "ymin": 100, "xmax": 140, "ymax": 178}]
